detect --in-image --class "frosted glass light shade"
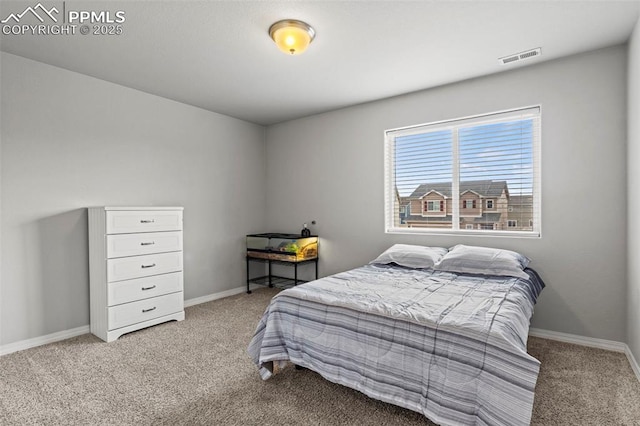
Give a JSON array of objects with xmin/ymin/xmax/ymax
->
[{"xmin": 269, "ymin": 20, "xmax": 315, "ymax": 55}]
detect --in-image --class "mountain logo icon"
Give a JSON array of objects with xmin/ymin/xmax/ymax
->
[{"xmin": 1, "ymin": 3, "xmax": 59, "ymax": 24}]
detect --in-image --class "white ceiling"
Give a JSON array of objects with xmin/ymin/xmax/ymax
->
[{"xmin": 1, "ymin": 1, "xmax": 639, "ymax": 125}]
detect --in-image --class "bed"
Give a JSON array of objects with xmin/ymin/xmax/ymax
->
[{"xmin": 248, "ymin": 244, "xmax": 545, "ymax": 426}]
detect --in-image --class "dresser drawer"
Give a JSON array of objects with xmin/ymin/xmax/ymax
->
[
  {"xmin": 107, "ymin": 252, "xmax": 183, "ymax": 282},
  {"xmin": 108, "ymin": 292, "xmax": 183, "ymax": 330},
  {"xmin": 107, "ymin": 272, "xmax": 183, "ymax": 306},
  {"xmin": 106, "ymin": 210, "xmax": 183, "ymax": 234},
  {"xmin": 107, "ymin": 231, "xmax": 183, "ymax": 258}
]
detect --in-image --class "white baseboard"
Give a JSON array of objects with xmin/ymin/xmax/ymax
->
[
  {"xmin": 0, "ymin": 284, "xmax": 261, "ymax": 357},
  {"xmin": 529, "ymin": 327, "xmax": 627, "ymax": 352},
  {"xmin": 184, "ymin": 284, "xmax": 260, "ymax": 307},
  {"xmin": 0, "ymin": 325, "xmax": 90, "ymax": 356},
  {"xmin": 7, "ymin": 296, "xmax": 634, "ymax": 383},
  {"xmin": 626, "ymin": 345, "xmax": 640, "ymax": 383},
  {"xmin": 529, "ymin": 327, "xmax": 640, "ymax": 382}
]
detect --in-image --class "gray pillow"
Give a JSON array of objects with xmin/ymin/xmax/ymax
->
[
  {"xmin": 434, "ymin": 244, "xmax": 530, "ymax": 279},
  {"xmin": 370, "ymin": 244, "xmax": 448, "ymax": 269}
]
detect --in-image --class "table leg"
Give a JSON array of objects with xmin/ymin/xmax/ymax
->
[{"xmin": 246, "ymin": 258, "xmax": 251, "ymax": 294}]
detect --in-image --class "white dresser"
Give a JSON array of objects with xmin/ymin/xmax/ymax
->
[{"xmin": 88, "ymin": 207, "xmax": 185, "ymax": 342}]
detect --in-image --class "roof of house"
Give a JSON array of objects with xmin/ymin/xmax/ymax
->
[
  {"xmin": 473, "ymin": 213, "xmax": 503, "ymax": 223},
  {"xmin": 409, "ymin": 180, "xmax": 508, "ymax": 199},
  {"xmin": 405, "ymin": 215, "xmax": 454, "ymax": 223},
  {"xmin": 405, "ymin": 212, "xmax": 503, "ymax": 223},
  {"xmin": 508, "ymin": 195, "xmax": 533, "ymax": 204}
]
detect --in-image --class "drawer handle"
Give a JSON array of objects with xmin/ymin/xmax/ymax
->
[
  {"xmin": 141, "ymin": 285, "xmax": 156, "ymax": 291},
  {"xmin": 140, "ymin": 242, "xmax": 155, "ymax": 246},
  {"xmin": 140, "ymin": 219, "xmax": 155, "ymax": 223},
  {"xmin": 142, "ymin": 307, "xmax": 156, "ymax": 313},
  {"xmin": 141, "ymin": 263, "xmax": 156, "ymax": 269}
]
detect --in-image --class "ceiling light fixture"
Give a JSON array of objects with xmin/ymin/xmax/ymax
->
[{"xmin": 269, "ymin": 19, "xmax": 315, "ymax": 55}]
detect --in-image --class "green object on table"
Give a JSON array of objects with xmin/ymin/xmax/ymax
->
[{"xmin": 284, "ymin": 242, "xmax": 299, "ymax": 253}]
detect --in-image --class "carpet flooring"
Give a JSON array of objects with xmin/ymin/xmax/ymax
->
[{"xmin": 1, "ymin": 287, "xmax": 639, "ymax": 425}]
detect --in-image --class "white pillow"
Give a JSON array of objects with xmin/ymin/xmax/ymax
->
[
  {"xmin": 370, "ymin": 244, "xmax": 448, "ymax": 269},
  {"xmin": 434, "ymin": 244, "xmax": 530, "ymax": 279}
]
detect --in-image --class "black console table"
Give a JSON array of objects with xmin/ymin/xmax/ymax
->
[{"xmin": 245, "ymin": 233, "xmax": 318, "ymax": 294}]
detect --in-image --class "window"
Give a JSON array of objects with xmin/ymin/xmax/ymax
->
[
  {"xmin": 425, "ymin": 200, "xmax": 443, "ymax": 212},
  {"xmin": 465, "ymin": 224, "xmax": 474, "ymax": 230},
  {"xmin": 384, "ymin": 106, "xmax": 541, "ymax": 237},
  {"xmin": 508, "ymin": 220, "xmax": 518, "ymax": 228},
  {"xmin": 462, "ymin": 200, "xmax": 476, "ymax": 209}
]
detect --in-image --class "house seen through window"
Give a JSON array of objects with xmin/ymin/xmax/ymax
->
[{"xmin": 386, "ymin": 106, "xmax": 541, "ymax": 237}]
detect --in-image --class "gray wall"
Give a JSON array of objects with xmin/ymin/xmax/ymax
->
[
  {"xmin": 0, "ymin": 53, "xmax": 266, "ymax": 346},
  {"xmin": 265, "ymin": 45, "xmax": 629, "ymax": 342},
  {"xmin": 1, "ymin": 43, "xmax": 635, "ymax": 351},
  {"xmin": 628, "ymin": 18, "xmax": 640, "ymax": 363}
]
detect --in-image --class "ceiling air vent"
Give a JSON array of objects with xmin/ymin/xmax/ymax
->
[{"xmin": 499, "ymin": 48, "xmax": 541, "ymax": 65}]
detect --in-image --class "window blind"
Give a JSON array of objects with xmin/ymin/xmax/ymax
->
[{"xmin": 384, "ymin": 106, "xmax": 541, "ymax": 237}]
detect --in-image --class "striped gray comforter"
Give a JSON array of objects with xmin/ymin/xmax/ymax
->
[{"xmin": 248, "ymin": 264, "xmax": 544, "ymax": 426}]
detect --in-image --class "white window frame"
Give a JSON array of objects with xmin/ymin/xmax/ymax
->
[
  {"xmin": 426, "ymin": 200, "xmax": 440, "ymax": 212},
  {"xmin": 508, "ymin": 220, "xmax": 518, "ymax": 228},
  {"xmin": 384, "ymin": 106, "xmax": 541, "ymax": 238},
  {"xmin": 486, "ymin": 199, "xmax": 494, "ymax": 209}
]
